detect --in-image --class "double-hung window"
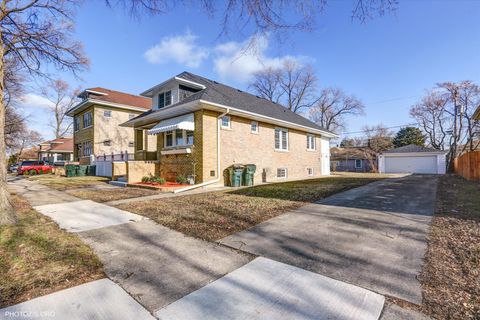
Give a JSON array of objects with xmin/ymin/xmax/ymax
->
[
  {"xmin": 83, "ymin": 111, "xmax": 92, "ymax": 128},
  {"xmin": 307, "ymin": 134, "xmax": 316, "ymax": 151},
  {"xmin": 83, "ymin": 141, "xmax": 92, "ymax": 156},
  {"xmin": 158, "ymin": 90, "xmax": 172, "ymax": 109},
  {"xmin": 165, "ymin": 131, "xmax": 174, "ymax": 147},
  {"xmin": 74, "ymin": 117, "xmax": 80, "ymax": 132},
  {"xmin": 274, "ymin": 128, "xmax": 288, "ymax": 151},
  {"xmin": 164, "ymin": 130, "xmax": 194, "ymax": 148}
]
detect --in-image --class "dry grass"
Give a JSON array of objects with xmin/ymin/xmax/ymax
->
[
  {"xmin": 28, "ymin": 175, "xmax": 110, "ymax": 191},
  {"xmin": 67, "ymin": 187, "xmax": 160, "ymax": 203},
  {"xmin": 118, "ymin": 175, "xmax": 385, "ymax": 241},
  {"xmin": 0, "ymin": 195, "xmax": 104, "ymax": 308},
  {"xmin": 420, "ymin": 174, "xmax": 480, "ymax": 319}
]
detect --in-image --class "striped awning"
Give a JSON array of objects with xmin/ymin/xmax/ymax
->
[{"xmin": 147, "ymin": 113, "xmax": 194, "ymax": 135}]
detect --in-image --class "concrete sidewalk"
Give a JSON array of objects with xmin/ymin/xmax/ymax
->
[
  {"xmin": 156, "ymin": 257, "xmax": 385, "ymax": 320},
  {"xmin": 7, "ymin": 176, "xmax": 80, "ymax": 206},
  {"xmin": 34, "ymin": 200, "xmax": 145, "ymax": 232},
  {"xmin": 79, "ymin": 219, "xmax": 251, "ymax": 312},
  {"xmin": 0, "ymin": 279, "xmax": 155, "ymax": 320}
]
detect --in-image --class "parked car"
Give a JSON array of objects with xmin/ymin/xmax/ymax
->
[
  {"xmin": 8, "ymin": 163, "xmax": 19, "ymax": 173},
  {"xmin": 17, "ymin": 160, "xmax": 53, "ymax": 175}
]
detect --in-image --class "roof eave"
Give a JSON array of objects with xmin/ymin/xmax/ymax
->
[
  {"xmin": 140, "ymin": 76, "xmax": 206, "ymax": 97},
  {"xmin": 66, "ymin": 99, "xmax": 150, "ymax": 116}
]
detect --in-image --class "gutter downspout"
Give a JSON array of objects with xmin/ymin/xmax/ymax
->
[{"xmin": 174, "ymin": 108, "xmax": 230, "ymax": 193}]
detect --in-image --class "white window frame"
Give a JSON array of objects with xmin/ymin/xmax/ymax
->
[
  {"xmin": 275, "ymin": 127, "xmax": 289, "ymax": 151},
  {"xmin": 277, "ymin": 168, "xmax": 288, "ymax": 179},
  {"xmin": 103, "ymin": 110, "xmax": 112, "ymax": 118},
  {"xmin": 251, "ymin": 121, "xmax": 259, "ymax": 134},
  {"xmin": 164, "ymin": 130, "xmax": 194, "ymax": 148},
  {"xmin": 158, "ymin": 90, "xmax": 172, "ymax": 109},
  {"xmin": 221, "ymin": 115, "xmax": 231, "ymax": 129},
  {"xmin": 306, "ymin": 134, "xmax": 316, "ymax": 151},
  {"xmin": 355, "ymin": 159, "xmax": 363, "ymax": 169},
  {"xmin": 83, "ymin": 141, "xmax": 92, "ymax": 156},
  {"xmin": 307, "ymin": 167, "xmax": 314, "ymax": 176}
]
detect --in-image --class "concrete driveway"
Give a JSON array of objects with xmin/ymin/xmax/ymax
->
[{"xmin": 220, "ymin": 175, "xmax": 438, "ymax": 304}]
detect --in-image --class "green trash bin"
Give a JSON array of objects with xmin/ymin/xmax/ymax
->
[
  {"xmin": 243, "ymin": 164, "xmax": 257, "ymax": 186},
  {"xmin": 77, "ymin": 165, "xmax": 87, "ymax": 176},
  {"xmin": 66, "ymin": 164, "xmax": 76, "ymax": 177},
  {"xmin": 228, "ymin": 165, "xmax": 244, "ymax": 187}
]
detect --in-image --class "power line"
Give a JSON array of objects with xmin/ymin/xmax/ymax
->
[
  {"xmin": 366, "ymin": 95, "xmax": 420, "ymax": 105},
  {"xmin": 340, "ymin": 122, "xmax": 420, "ymax": 135}
]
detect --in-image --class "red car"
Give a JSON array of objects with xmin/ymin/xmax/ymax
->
[{"xmin": 17, "ymin": 161, "xmax": 53, "ymax": 175}]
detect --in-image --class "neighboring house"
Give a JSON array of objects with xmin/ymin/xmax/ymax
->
[
  {"xmin": 474, "ymin": 104, "xmax": 480, "ymax": 120},
  {"xmin": 67, "ymin": 87, "xmax": 152, "ymax": 164},
  {"xmin": 378, "ymin": 144, "xmax": 447, "ymax": 174},
  {"xmin": 330, "ymin": 147, "xmax": 376, "ymax": 172},
  {"xmin": 17, "ymin": 147, "xmax": 39, "ymax": 162},
  {"xmin": 122, "ymin": 72, "xmax": 338, "ymax": 185},
  {"xmin": 38, "ymin": 137, "xmax": 74, "ymax": 164}
]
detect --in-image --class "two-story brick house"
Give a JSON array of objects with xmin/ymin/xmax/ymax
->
[
  {"xmin": 122, "ymin": 72, "xmax": 338, "ymax": 185},
  {"xmin": 67, "ymin": 88, "xmax": 152, "ymax": 164}
]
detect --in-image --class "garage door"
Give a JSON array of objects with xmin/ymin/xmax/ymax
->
[{"xmin": 384, "ymin": 156, "xmax": 437, "ymax": 174}]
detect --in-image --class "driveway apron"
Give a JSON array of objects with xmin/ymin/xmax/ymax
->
[{"xmin": 220, "ymin": 175, "xmax": 438, "ymax": 304}]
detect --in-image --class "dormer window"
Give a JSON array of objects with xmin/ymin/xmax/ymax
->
[{"xmin": 158, "ymin": 90, "xmax": 172, "ymax": 109}]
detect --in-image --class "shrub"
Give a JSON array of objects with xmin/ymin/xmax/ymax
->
[
  {"xmin": 23, "ymin": 170, "xmax": 29, "ymax": 176},
  {"xmin": 151, "ymin": 176, "xmax": 166, "ymax": 184},
  {"xmin": 141, "ymin": 176, "xmax": 150, "ymax": 183},
  {"xmin": 176, "ymin": 175, "xmax": 188, "ymax": 184},
  {"xmin": 38, "ymin": 169, "xmax": 44, "ymax": 175},
  {"xmin": 29, "ymin": 169, "xmax": 37, "ymax": 175}
]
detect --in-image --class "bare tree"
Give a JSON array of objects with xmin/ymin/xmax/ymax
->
[
  {"xmin": 0, "ymin": 0, "xmax": 87, "ymax": 224},
  {"xmin": 42, "ymin": 80, "xmax": 79, "ymax": 138},
  {"xmin": 109, "ymin": 0, "xmax": 396, "ymax": 36},
  {"xmin": 250, "ymin": 60, "xmax": 318, "ymax": 113},
  {"xmin": 9, "ymin": 130, "xmax": 42, "ymax": 163},
  {"xmin": 249, "ymin": 67, "xmax": 283, "ymax": 103},
  {"xmin": 309, "ymin": 88, "xmax": 365, "ymax": 132},
  {"xmin": 358, "ymin": 124, "xmax": 394, "ymax": 172},
  {"xmin": 410, "ymin": 91, "xmax": 449, "ymax": 151},
  {"xmin": 410, "ymin": 81, "xmax": 480, "ymax": 172}
]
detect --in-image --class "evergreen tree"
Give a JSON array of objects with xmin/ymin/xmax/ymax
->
[{"xmin": 393, "ymin": 127, "xmax": 426, "ymax": 148}]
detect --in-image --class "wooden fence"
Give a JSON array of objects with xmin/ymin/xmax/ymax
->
[{"xmin": 454, "ymin": 151, "xmax": 480, "ymax": 181}]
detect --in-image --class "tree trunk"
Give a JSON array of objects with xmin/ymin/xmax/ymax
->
[{"xmin": 0, "ymin": 27, "xmax": 17, "ymax": 225}]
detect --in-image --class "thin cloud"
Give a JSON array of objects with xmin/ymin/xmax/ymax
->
[
  {"xmin": 213, "ymin": 35, "xmax": 312, "ymax": 83},
  {"xmin": 144, "ymin": 31, "xmax": 209, "ymax": 68}
]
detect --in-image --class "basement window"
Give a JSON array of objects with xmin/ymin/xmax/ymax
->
[{"xmin": 277, "ymin": 168, "xmax": 287, "ymax": 179}]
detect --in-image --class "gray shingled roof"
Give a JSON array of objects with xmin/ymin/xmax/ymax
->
[
  {"xmin": 383, "ymin": 144, "xmax": 444, "ymax": 153},
  {"xmin": 134, "ymin": 71, "xmax": 334, "ymax": 134}
]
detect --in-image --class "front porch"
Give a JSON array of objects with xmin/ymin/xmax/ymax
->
[{"xmin": 126, "ymin": 113, "xmax": 201, "ymax": 185}]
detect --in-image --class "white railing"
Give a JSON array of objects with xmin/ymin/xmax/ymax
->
[{"xmin": 93, "ymin": 151, "xmax": 134, "ymax": 163}]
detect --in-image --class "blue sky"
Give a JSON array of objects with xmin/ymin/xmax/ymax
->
[{"xmin": 22, "ymin": 0, "xmax": 480, "ymax": 141}]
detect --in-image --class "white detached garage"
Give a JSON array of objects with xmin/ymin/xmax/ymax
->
[{"xmin": 378, "ymin": 144, "xmax": 447, "ymax": 174}]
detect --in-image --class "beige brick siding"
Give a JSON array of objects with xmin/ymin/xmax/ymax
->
[
  {"xmin": 126, "ymin": 161, "xmax": 159, "ymax": 183},
  {"xmin": 129, "ymin": 107, "xmax": 330, "ymax": 184},
  {"xmin": 93, "ymin": 106, "xmax": 143, "ymax": 156},
  {"xmin": 73, "ymin": 106, "xmax": 94, "ymax": 161}
]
